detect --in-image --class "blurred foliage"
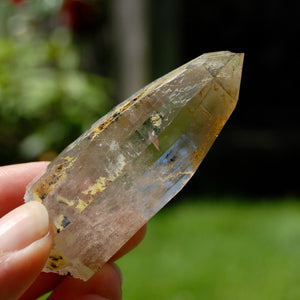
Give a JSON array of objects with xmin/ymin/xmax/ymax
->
[{"xmin": 0, "ymin": 0, "xmax": 111, "ymax": 164}]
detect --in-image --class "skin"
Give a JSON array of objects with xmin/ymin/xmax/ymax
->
[{"xmin": 0, "ymin": 162, "xmax": 146, "ymax": 300}]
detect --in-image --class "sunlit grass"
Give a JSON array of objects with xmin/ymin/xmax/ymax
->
[{"xmin": 118, "ymin": 197, "xmax": 300, "ymax": 300}]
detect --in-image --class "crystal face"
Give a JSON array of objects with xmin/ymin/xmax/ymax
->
[{"xmin": 25, "ymin": 51, "xmax": 244, "ymax": 280}]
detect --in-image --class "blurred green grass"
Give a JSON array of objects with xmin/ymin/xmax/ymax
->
[
  {"xmin": 39, "ymin": 197, "xmax": 300, "ymax": 299},
  {"xmin": 118, "ymin": 197, "xmax": 300, "ymax": 300}
]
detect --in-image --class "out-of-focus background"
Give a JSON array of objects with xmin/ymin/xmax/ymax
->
[{"xmin": 0, "ymin": 0, "xmax": 300, "ymax": 299}]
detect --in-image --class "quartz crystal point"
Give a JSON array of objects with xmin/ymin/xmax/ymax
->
[{"xmin": 25, "ymin": 51, "xmax": 244, "ymax": 280}]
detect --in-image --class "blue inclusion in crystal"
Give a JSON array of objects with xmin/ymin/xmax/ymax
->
[
  {"xmin": 153, "ymin": 135, "xmax": 192, "ymax": 167},
  {"xmin": 136, "ymin": 134, "xmax": 198, "ymax": 218}
]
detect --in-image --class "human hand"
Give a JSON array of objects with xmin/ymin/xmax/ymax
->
[{"xmin": 0, "ymin": 162, "xmax": 146, "ymax": 300}]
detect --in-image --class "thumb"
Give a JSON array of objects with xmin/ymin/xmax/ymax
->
[{"xmin": 0, "ymin": 202, "xmax": 52, "ymax": 300}]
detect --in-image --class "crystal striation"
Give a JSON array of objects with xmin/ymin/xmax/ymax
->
[{"xmin": 25, "ymin": 51, "xmax": 244, "ymax": 280}]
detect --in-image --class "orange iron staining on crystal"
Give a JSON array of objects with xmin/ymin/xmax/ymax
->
[{"xmin": 25, "ymin": 51, "xmax": 244, "ymax": 280}]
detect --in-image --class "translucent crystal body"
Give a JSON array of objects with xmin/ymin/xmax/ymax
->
[{"xmin": 25, "ymin": 51, "xmax": 244, "ymax": 280}]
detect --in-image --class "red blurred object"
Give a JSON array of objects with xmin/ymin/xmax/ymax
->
[
  {"xmin": 11, "ymin": 0, "xmax": 24, "ymax": 4},
  {"xmin": 60, "ymin": 0, "xmax": 97, "ymax": 33}
]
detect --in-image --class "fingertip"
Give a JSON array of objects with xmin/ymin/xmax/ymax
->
[
  {"xmin": 0, "ymin": 201, "xmax": 53, "ymax": 300},
  {"xmin": 48, "ymin": 263, "xmax": 122, "ymax": 300},
  {"xmin": 0, "ymin": 201, "xmax": 50, "ymax": 253},
  {"xmin": 0, "ymin": 232, "xmax": 53, "ymax": 300},
  {"xmin": 109, "ymin": 262, "xmax": 123, "ymax": 284},
  {"xmin": 19, "ymin": 273, "xmax": 63, "ymax": 300}
]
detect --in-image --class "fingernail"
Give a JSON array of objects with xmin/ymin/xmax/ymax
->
[{"xmin": 0, "ymin": 202, "xmax": 49, "ymax": 252}]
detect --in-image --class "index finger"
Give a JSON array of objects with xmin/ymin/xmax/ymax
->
[{"xmin": 0, "ymin": 162, "xmax": 49, "ymax": 217}]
